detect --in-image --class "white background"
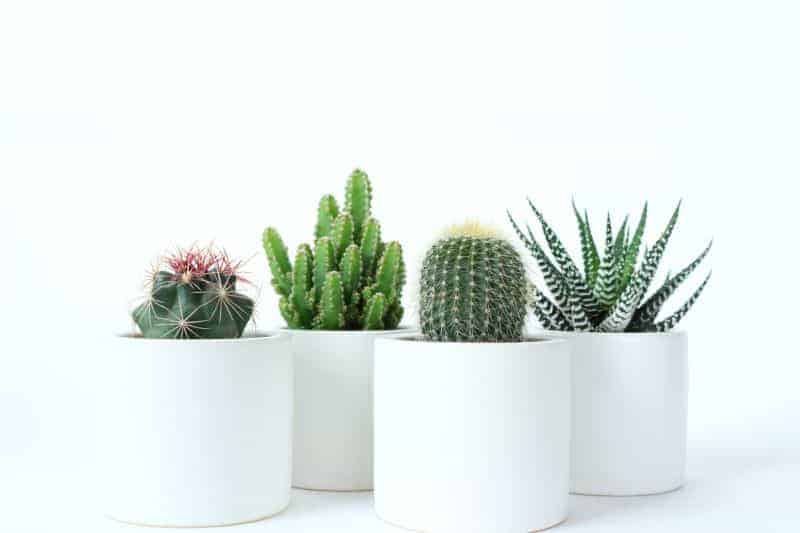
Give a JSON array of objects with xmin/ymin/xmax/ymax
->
[{"xmin": 2, "ymin": 1, "xmax": 799, "ymax": 531}]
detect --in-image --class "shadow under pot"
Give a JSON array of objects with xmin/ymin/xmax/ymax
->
[
  {"xmin": 100, "ymin": 332, "xmax": 292, "ymax": 527},
  {"xmin": 373, "ymin": 335, "xmax": 571, "ymax": 533},
  {"xmin": 549, "ymin": 330, "xmax": 689, "ymax": 496},
  {"xmin": 287, "ymin": 328, "xmax": 412, "ymax": 491}
]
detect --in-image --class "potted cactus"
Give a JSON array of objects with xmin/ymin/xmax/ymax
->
[
  {"xmin": 262, "ymin": 169, "xmax": 407, "ymax": 491},
  {"xmin": 102, "ymin": 245, "xmax": 292, "ymax": 527},
  {"xmin": 373, "ymin": 223, "xmax": 570, "ymax": 533},
  {"xmin": 508, "ymin": 199, "xmax": 712, "ymax": 496}
]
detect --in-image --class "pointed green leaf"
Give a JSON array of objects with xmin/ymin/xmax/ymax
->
[
  {"xmin": 631, "ymin": 240, "xmax": 712, "ymax": 329},
  {"xmin": 651, "ymin": 272, "xmax": 711, "ymax": 332},
  {"xmin": 507, "ymin": 210, "xmax": 569, "ymax": 311},
  {"xmin": 527, "ymin": 198, "xmax": 603, "ymax": 319},
  {"xmin": 593, "ymin": 214, "xmax": 618, "ymax": 311},
  {"xmin": 619, "ymin": 203, "xmax": 648, "ymax": 295}
]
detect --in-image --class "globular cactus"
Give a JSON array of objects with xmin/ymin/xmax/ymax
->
[
  {"xmin": 132, "ymin": 245, "xmax": 255, "ymax": 339},
  {"xmin": 263, "ymin": 169, "xmax": 405, "ymax": 330},
  {"xmin": 420, "ymin": 222, "xmax": 528, "ymax": 342}
]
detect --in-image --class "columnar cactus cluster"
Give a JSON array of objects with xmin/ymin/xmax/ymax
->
[
  {"xmin": 263, "ymin": 169, "xmax": 405, "ymax": 330},
  {"xmin": 132, "ymin": 245, "xmax": 255, "ymax": 338},
  {"xmin": 420, "ymin": 222, "xmax": 528, "ymax": 342}
]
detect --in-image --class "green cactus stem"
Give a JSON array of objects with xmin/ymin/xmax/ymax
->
[
  {"xmin": 420, "ymin": 222, "xmax": 528, "ymax": 342},
  {"xmin": 263, "ymin": 169, "xmax": 405, "ymax": 330},
  {"xmin": 132, "ymin": 245, "xmax": 255, "ymax": 339}
]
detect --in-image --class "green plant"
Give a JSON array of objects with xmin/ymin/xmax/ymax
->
[
  {"xmin": 132, "ymin": 245, "xmax": 255, "ymax": 338},
  {"xmin": 508, "ymin": 200, "xmax": 711, "ymax": 332},
  {"xmin": 263, "ymin": 169, "xmax": 405, "ymax": 330},
  {"xmin": 420, "ymin": 222, "xmax": 528, "ymax": 342}
]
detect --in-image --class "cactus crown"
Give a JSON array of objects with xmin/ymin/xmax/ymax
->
[
  {"xmin": 420, "ymin": 222, "xmax": 528, "ymax": 342},
  {"xmin": 132, "ymin": 244, "xmax": 255, "ymax": 339},
  {"xmin": 263, "ymin": 169, "xmax": 405, "ymax": 330},
  {"xmin": 508, "ymin": 199, "xmax": 712, "ymax": 332}
]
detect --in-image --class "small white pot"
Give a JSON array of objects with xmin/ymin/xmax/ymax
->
[
  {"xmin": 552, "ymin": 330, "xmax": 689, "ymax": 496},
  {"xmin": 101, "ymin": 333, "xmax": 292, "ymax": 527},
  {"xmin": 374, "ymin": 336, "xmax": 571, "ymax": 533},
  {"xmin": 288, "ymin": 328, "xmax": 410, "ymax": 491}
]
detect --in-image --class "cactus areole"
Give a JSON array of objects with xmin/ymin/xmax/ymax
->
[
  {"xmin": 263, "ymin": 169, "xmax": 406, "ymax": 330},
  {"xmin": 132, "ymin": 245, "xmax": 255, "ymax": 339}
]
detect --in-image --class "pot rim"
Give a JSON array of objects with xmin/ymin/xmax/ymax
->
[
  {"xmin": 114, "ymin": 330, "xmax": 287, "ymax": 343},
  {"xmin": 281, "ymin": 326, "xmax": 414, "ymax": 336},
  {"xmin": 376, "ymin": 334, "xmax": 566, "ymax": 347},
  {"xmin": 533, "ymin": 328, "xmax": 687, "ymax": 338}
]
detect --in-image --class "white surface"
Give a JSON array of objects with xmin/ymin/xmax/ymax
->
[
  {"xmin": 561, "ymin": 331, "xmax": 688, "ymax": 496},
  {"xmin": 101, "ymin": 334, "xmax": 292, "ymax": 527},
  {"xmin": 4, "ymin": 440, "xmax": 800, "ymax": 533},
  {"xmin": 2, "ymin": 0, "xmax": 799, "ymax": 530},
  {"xmin": 290, "ymin": 329, "xmax": 407, "ymax": 491},
  {"xmin": 374, "ymin": 337, "xmax": 570, "ymax": 532}
]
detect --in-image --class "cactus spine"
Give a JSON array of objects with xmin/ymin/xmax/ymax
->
[
  {"xmin": 132, "ymin": 245, "xmax": 254, "ymax": 339},
  {"xmin": 263, "ymin": 169, "xmax": 405, "ymax": 330},
  {"xmin": 420, "ymin": 223, "xmax": 528, "ymax": 342}
]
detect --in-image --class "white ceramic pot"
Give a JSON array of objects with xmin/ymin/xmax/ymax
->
[
  {"xmin": 554, "ymin": 330, "xmax": 689, "ymax": 496},
  {"xmin": 288, "ymin": 328, "xmax": 409, "ymax": 491},
  {"xmin": 374, "ymin": 336, "xmax": 571, "ymax": 533},
  {"xmin": 101, "ymin": 333, "xmax": 292, "ymax": 527}
]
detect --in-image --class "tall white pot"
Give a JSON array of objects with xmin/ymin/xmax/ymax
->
[
  {"xmin": 558, "ymin": 330, "xmax": 689, "ymax": 496},
  {"xmin": 288, "ymin": 328, "xmax": 409, "ymax": 491},
  {"xmin": 101, "ymin": 333, "xmax": 292, "ymax": 527},
  {"xmin": 374, "ymin": 336, "xmax": 571, "ymax": 533}
]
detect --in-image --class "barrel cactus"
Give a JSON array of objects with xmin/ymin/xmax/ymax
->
[
  {"xmin": 132, "ymin": 245, "xmax": 255, "ymax": 338},
  {"xmin": 508, "ymin": 199, "xmax": 712, "ymax": 332},
  {"xmin": 263, "ymin": 169, "xmax": 405, "ymax": 330},
  {"xmin": 420, "ymin": 222, "xmax": 528, "ymax": 342}
]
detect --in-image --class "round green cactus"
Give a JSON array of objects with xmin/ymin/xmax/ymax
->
[
  {"xmin": 132, "ymin": 246, "xmax": 254, "ymax": 339},
  {"xmin": 420, "ymin": 223, "xmax": 528, "ymax": 342},
  {"xmin": 263, "ymin": 169, "xmax": 405, "ymax": 330}
]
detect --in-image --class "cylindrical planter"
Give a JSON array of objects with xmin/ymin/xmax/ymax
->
[
  {"xmin": 374, "ymin": 336, "xmax": 571, "ymax": 533},
  {"xmin": 553, "ymin": 330, "xmax": 688, "ymax": 496},
  {"xmin": 101, "ymin": 333, "xmax": 292, "ymax": 527},
  {"xmin": 288, "ymin": 328, "xmax": 409, "ymax": 491}
]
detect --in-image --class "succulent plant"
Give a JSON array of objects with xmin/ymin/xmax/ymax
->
[
  {"xmin": 132, "ymin": 245, "xmax": 255, "ymax": 338},
  {"xmin": 263, "ymin": 169, "xmax": 405, "ymax": 330},
  {"xmin": 508, "ymin": 199, "xmax": 711, "ymax": 332},
  {"xmin": 420, "ymin": 222, "xmax": 528, "ymax": 342}
]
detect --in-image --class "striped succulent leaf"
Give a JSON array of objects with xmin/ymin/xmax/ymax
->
[
  {"xmin": 532, "ymin": 287, "xmax": 572, "ymax": 331},
  {"xmin": 630, "ymin": 240, "xmax": 712, "ymax": 330},
  {"xmin": 650, "ymin": 272, "xmax": 711, "ymax": 332},
  {"xmin": 569, "ymin": 291, "xmax": 592, "ymax": 331},
  {"xmin": 573, "ymin": 199, "xmax": 600, "ymax": 288},
  {"xmin": 633, "ymin": 201, "xmax": 682, "ymax": 307},
  {"xmin": 507, "ymin": 211, "xmax": 570, "ymax": 310},
  {"xmin": 527, "ymin": 199, "xmax": 602, "ymax": 319},
  {"xmin": 598, "ymin": 202, "xmax": 682, "ymax": 331},
  {"xmin": 619, "ymin": 203, "xmax": 648, "ymax": 296},
  {"xmin": 509, "ymin": 198, "xmax": 709, "ymax": 333},
  {"xmin": 593, "ymin": 214, "xmax": 618, "ymax": 311}
]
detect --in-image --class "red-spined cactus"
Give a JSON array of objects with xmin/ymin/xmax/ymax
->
[{"xmin": 132, "ymin": 245, "xmax": 254, "ymax": 339}]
